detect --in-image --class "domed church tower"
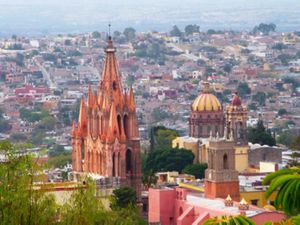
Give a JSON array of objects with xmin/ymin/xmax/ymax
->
[
  {"xmin": 72, "ymin": 37, "xmax": 141, "ymax": 195},
  {"xmin": 225, "ymin": 92, "xmax": 248, "ymax": 145},
  {"xmin": 189, "ymin": 82, "xmax": 224, "ymax": 138}
]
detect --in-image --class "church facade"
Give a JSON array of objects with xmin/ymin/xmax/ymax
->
[{"xmin": 72, "ymin": 38, "xmax": 141, "ymax": 194}]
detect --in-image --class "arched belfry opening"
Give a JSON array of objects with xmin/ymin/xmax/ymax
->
[
  {"xmin": 112, "ymin": 152, "xmax": 116, "ymax": 176},
  {"xmin": 126, "ymin": 149, "xmax": 132, "ymax": 174},
  {"xmin": 223, "ymin": 153, "xmax": 228, "ymax": 169},
  {"xmin": 117, "ymin": 115, "xmax": 122, "ymax": 134},
  {"xmin": 81, "ymin": 141, "xmax": 85, "ymax": 159},
  {"xmin": 124, "ymin": 115, "xmax": 129, "ymax": 138}
]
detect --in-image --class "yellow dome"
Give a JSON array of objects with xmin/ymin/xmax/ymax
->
[
  {"xmin": 192, "ymin": 82, "xmax": 221, "ymax": 112},
  {"xmin": 192, "ymin": 93, "xmax": 222, "ymax": 112}
]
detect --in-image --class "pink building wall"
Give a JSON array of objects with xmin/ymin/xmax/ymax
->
[{"xmin": 148, "ymin": 187, "xmax": 286, "ymax": 225}]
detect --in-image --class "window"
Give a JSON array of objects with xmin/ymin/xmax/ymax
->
[
  {"xmin": 179, "ymin": 207, "xmax": 183, "ymax": 216},
  {"xmin": 126, "ymin": 149, "xmax": 132, "ymax": 173},
  {"xmin": 81, "ymin": 141, "xmax": 85, "ymax": 159},
  {"xmin": 263, "ymin": 153, "xmax": 267, "ymax": 161},
  {"xmin": 117, "ymin": 115, "xmax": 121, "ymax": 133},
  {"xmin": 112, "ymin": 81, "xmax": 117, "ymax": 90},
  {"xmin": 112, "ymin": 153, "xmax": 116, "ymax": 176},
  {"xmin": 223, "ymin": 154, "xmax": 228, "ymax": 169},
  {"xmin": 124, "ymin": 115, "xmax": 129, "ymax": 137},
  {"xmin": 251, "ymin": 199, "xmax": 258, "ymax": 206}
]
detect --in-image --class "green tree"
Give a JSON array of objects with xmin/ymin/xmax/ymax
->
[
  {"xmin": 142, "ymin": 171, "xmax": 158, "ymax": 189},
  {"xmin": 60, "ymin": 180, "xmax": 108, "ymax": 225},
  {"xmin": 155, "ymin": 129, "xmax": 179, "ymax": 149},
  {"xmin": 253, "ymin": 23, "xmax": 276, "ymax": 35},
  {"xmin": 237, "ymin": 82, "xmax": 251, "ymax": 98},
  {"xmin": 278, "ymin": 108, "xmax": 288, "ymax": 116},
  {"xmin": 272, "ymin": 43, "xmax": 288, "ymax": 51},
  {"xmin": 277, "ymin": 54, "xmax": 294, "ymax": 66},
  {"xmin": 248, "ymin": 120, "xmax": 276, "ymax": 146},
  {"xmin": 185, "ymin": 24, "xmax": 200, "ymax": 35},
  {"xmin": 48, "ymin": 153, "xmax": 72, "ymax": 168},
  {"xmin": 252, "ymin": 92, "xmax": 267, "ymax": 106},
  {"xmin": 144, "ymin": 147, "xmax": 194, "ymax": 173},
  {"xmin": 64, "ymin": 39, "xmax": 72, "ymax": 46},
  {"xmin": 151, "ymin": 107, "xmax": 171, "ymax": 122},
  {"xmin": 290, "ymin": 136, "xmax": 300, "ymax": 166},
  {"xmin": 126, "ymin": 75, "xmax": 135, "ymax": 87},
  {"xmin": 10, "ymin": 132, "xmax": 28, "ymax": 142},
  {"xmin": 92, "ymin": 31, "xmax": 101, "ymax": 39},
  {"xmin": 183, "ymin": 163, "xmax": 208, "ymax": 179},
  {"xmin": 263, "ymin": 167, "xmax": 300, "ymax": 216},
  {"xmin": 170, "ymin": 25, "xmax": 182, "ymax": 37},
  {"xmin": 0, "ymin": 108, "xmax": 11, "ymax": 133},
  {"xmin": 277, "ymin": 131, "xmax": 295, "ymax": 148},
  {"xmin": 203, "ymin": 215, "xmax": 256, "ymax": 225},
  {"xmin": 0, "ymin": 141, "xmax": 58, "ymax": 225},
  {"xmin": 123, "ymin": 27, "xmax": 136, "ymax": 41},
  {"xmin": 49, "ymin": 144, "xmax": 65, "ymax": 157},
  {"xmin": 248, "ymin": 103, "xmax": 257, "ymax": 110},
  {"xmin": 110, "ymin": 187, "xmax": 137, "ymax": 210}
]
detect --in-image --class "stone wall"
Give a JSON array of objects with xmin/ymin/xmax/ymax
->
[{"xmin": 248, "ymin": 147, "xmax": 282, "ymax": 167}]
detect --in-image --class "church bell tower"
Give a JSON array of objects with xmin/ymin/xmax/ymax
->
[{"xmin": 204, "ymin": 135, "xmax": 240, "ymax": 201}]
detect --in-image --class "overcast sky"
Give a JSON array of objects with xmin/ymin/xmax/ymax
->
[{"xmin": 0, "ymin": 0, "xmax": 299, "ymax": 36}]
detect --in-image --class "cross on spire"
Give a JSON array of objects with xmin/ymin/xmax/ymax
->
[{"xmin": 108, "ymin": 23, "xmax": 111, "ymax": 38}]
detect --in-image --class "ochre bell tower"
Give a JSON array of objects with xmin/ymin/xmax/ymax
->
[
  {"xmin": 204, "ymin": 136, "xmax": 240, "ymax": 201},
  {"xmin": 226, "ymin": 92, "xmax": 248, "ymax": 145},
  {"xmin": 226, "ymin": 92, "xmax": 249, "ymax": 172},
  {"xmin": 72, "ymin": 37, "xmax": 141, "ymax": 195}
]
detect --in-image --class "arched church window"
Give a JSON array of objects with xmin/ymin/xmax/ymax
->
[
  {"xmin": 100, "ymin": 116, "xmax": 104, "ymax": 135},
  {"xmin": 124, "ymin": 115, "xmax": 129, "ymax": 138},
  {"xmin": 223, "ymin": 154, "xmax": 228, "ymax": 169},
  {"xmin": 112, "ymin": 153, "xmax": 116, "ymax": 176},
  {"xmin": 126, "ymin": 149, "xmax": 132, "ymax": 173},
  {"xmin": 81, "ymin": 141, "xmax": 85, "ymax": 160},
  {"xmin": 117, "ymin": 115, "xmax": 122, "ymax": 133},
  {"xmin": 112, "ymin": 81, "xmax": 117, "ymax": 90}
]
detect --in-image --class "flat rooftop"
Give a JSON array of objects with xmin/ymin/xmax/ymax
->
[{"xmin": 186, "ymin": 193, "xmax": 265, "ymax": 217}]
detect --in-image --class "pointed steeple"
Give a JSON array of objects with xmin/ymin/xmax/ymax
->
[
  {"xmin": 87, "ymin": 85, "xmax": 95, "ymax": 108},
  {"xmin": 97, "ymin": 91, "xmax": 103, "ymax": 107},
  {"xmin": 106, "ymin": 102, "xmax": 120, "ymax": 142},
  {"xmin": 78, "ymin": 97, "xmax": 87, "ymax": 136},
  {"xmin": 100, "ymin": 37, "xmax": 124, "ymax": 108},
  {"xmin": 101, "ymin": 92, "xmax": 110, "ymax": 112},
  {"xmin": 72, "ymin": 120, "xmax": 77, "ymax": 136},
  {"xmin": 129, "ymin": 87, "xmax": 136, "ymax": 111}
]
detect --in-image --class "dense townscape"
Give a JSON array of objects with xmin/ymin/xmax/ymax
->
[{"xmin": 1, "ymin": 22, "xmax": 300, "ymax": 225}]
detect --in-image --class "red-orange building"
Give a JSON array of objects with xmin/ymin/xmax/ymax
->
[{"xmin": 72, "ymin": 37, "xmax": 141, "ymax": 194}]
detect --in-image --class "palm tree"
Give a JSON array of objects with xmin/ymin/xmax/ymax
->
[
  {"xmin": 263, "ymin": 167, "xmax": 300, "ymax": 216},
  {"xmin": 203, "ymin": 215, "xmax": 256, "ymax": 225},
  {"xmin": 263, "ymin": 214, "xmax": 300, "ymax": 225}
]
